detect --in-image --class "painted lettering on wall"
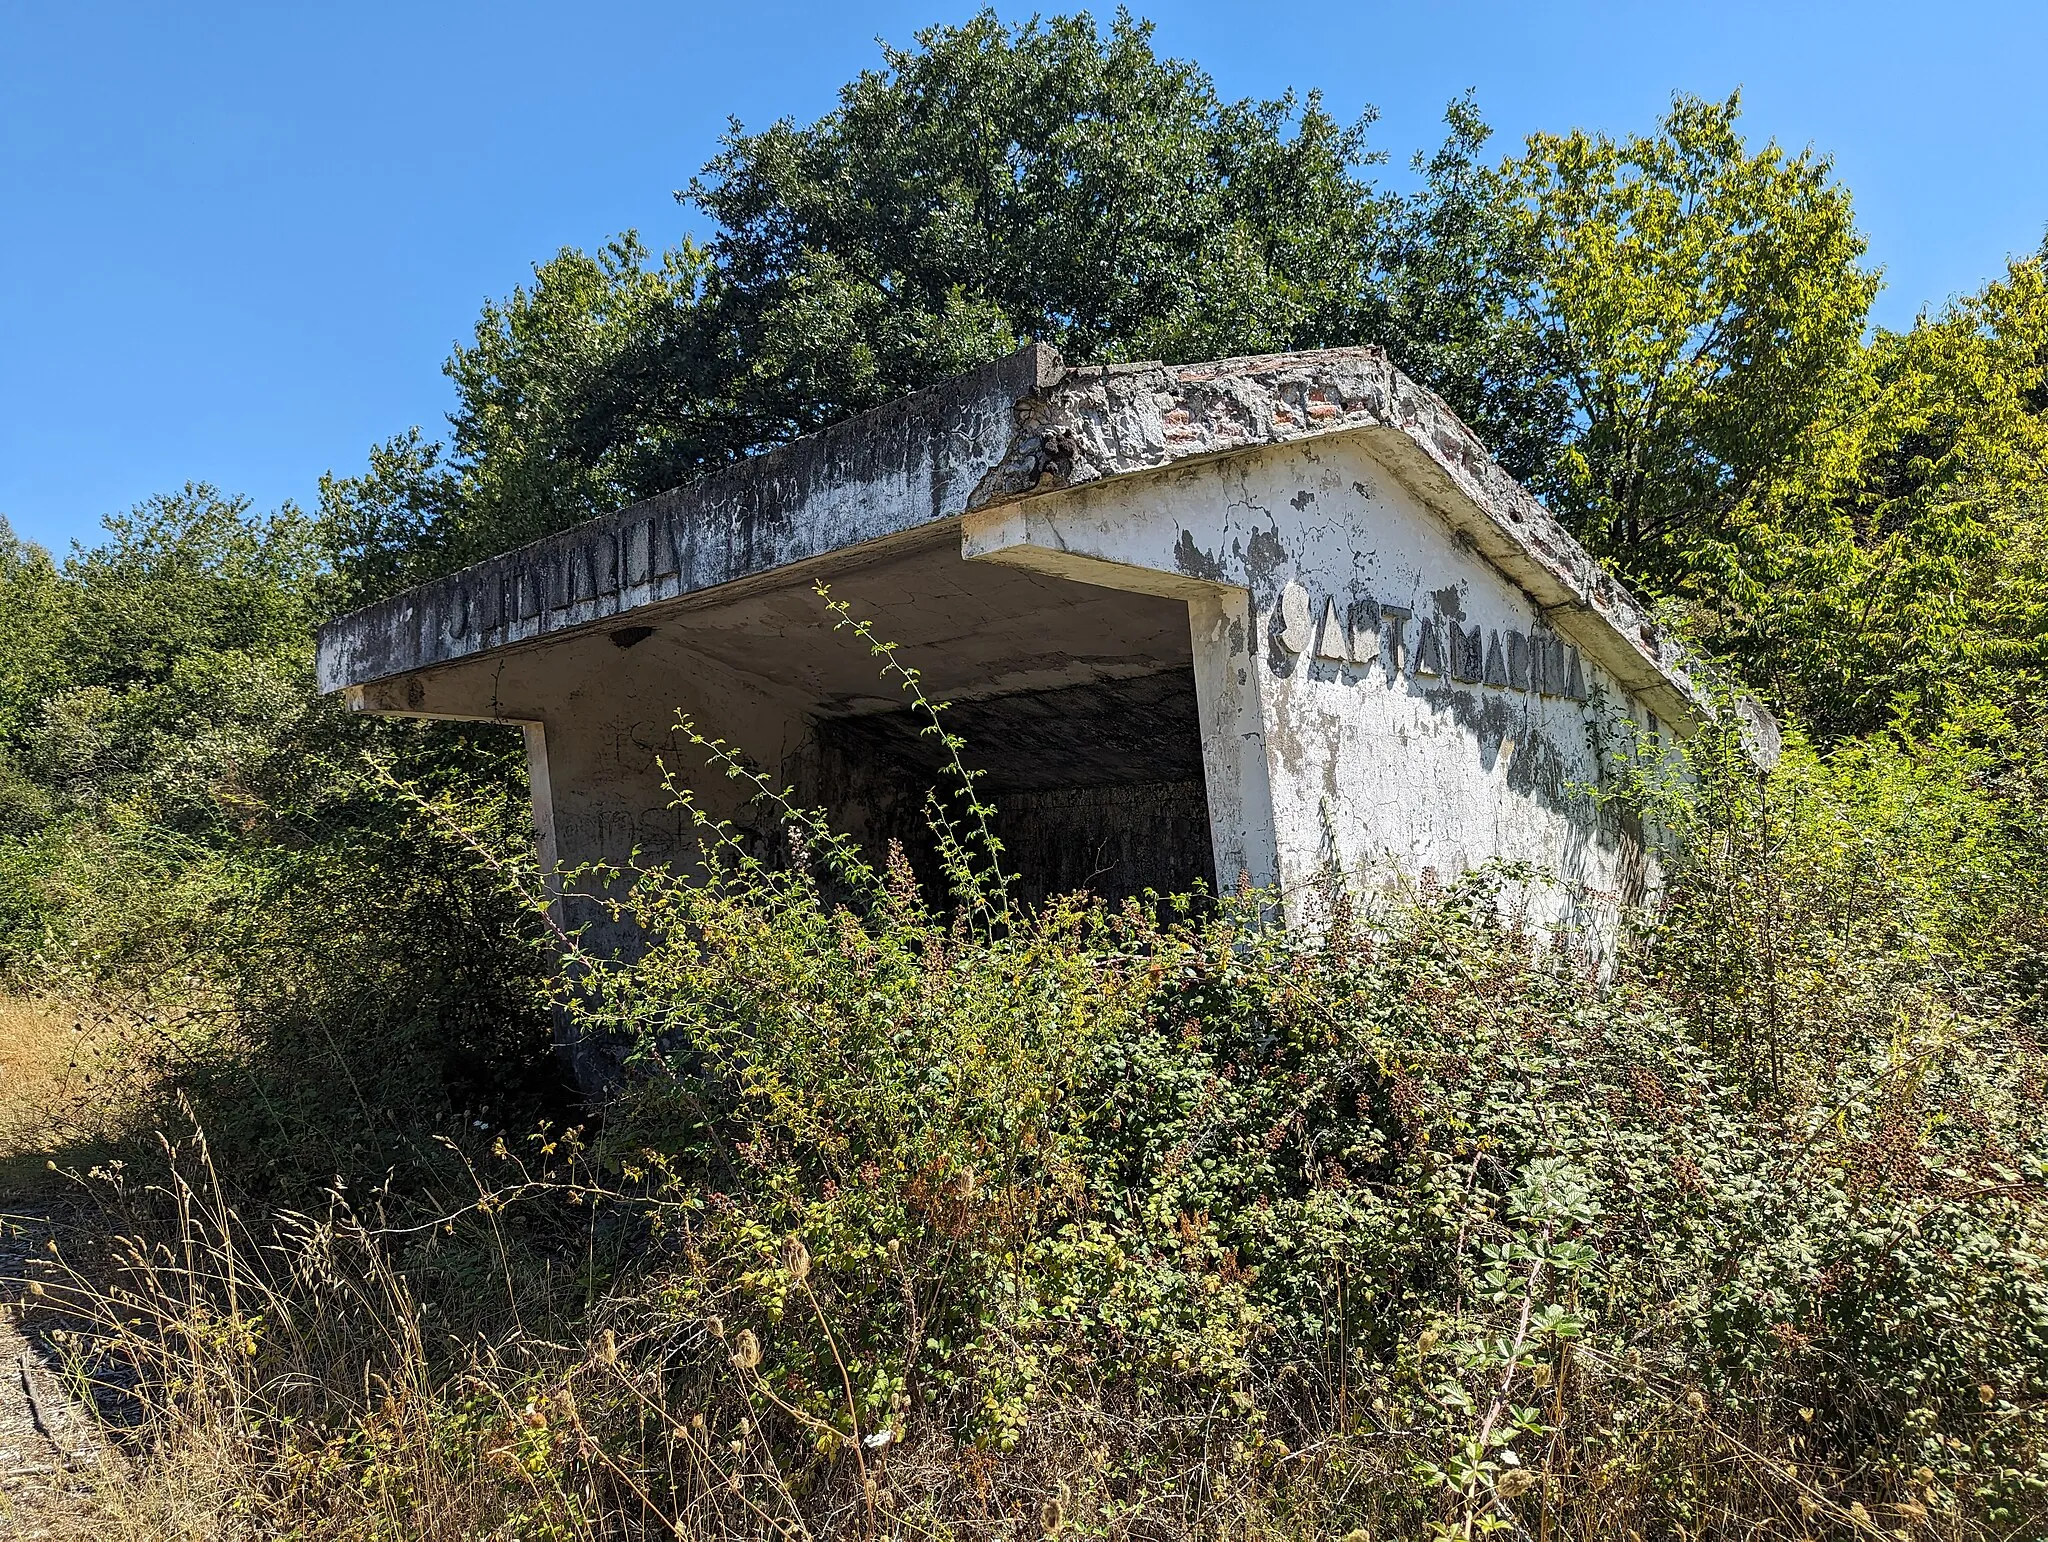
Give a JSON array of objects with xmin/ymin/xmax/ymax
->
[
  {"xmin": 1273, "ymin": 580, "xmax": 1587, "ymax": 701},
  {"xmin": 417, "ymin": 506, "xmax": 693, "ymax": 660}
]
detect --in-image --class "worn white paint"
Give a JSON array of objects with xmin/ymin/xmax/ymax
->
[
  {"xmin": 1185, "ymin": 587, "xmax": 1281, "ymax": 897},
  {"xmin": 326, "ymin": 346, "xmax": 1728, "ymax": 977},
  {"xmin": 965, "ymin": 435, "xmax": 1654, "ymax": 931}
]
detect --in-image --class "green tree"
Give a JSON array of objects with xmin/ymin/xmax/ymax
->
[
  {"xmin": 320, "ymin": 239, "xmax": 713, "ymax": 599},
  {"xmin": 1734, "ymin": 256, "xmax": 2048, "ymax": 738},
  {"xmin": 434, "ymin": 239, "xmax": 713, "ymax": 579},
  {"xmin": 1500, "ymin": 92, "xmax": 1877, "ymax": 602},
  {"xmin": 58, "ymin": 485, "xmax": 323, "ymax": 692},
  {"xmin": 0, "ymin": 517, "xmax": 63, "ymax": 744},
  {"xmin": 0, "ymin": 488, "xmax": 326, "ymax": 829},
  {"xmin": 1365, "ymin": 94, "xmax": 1571, "ymax": 485},
  {"xmin": 0, "ymin": 518, "xmax": 64, "ymax": 832},
  {"xmin": 323, "ymin": 11, "xmax": 1414, "ymax": 589},
  {"xmin": 685, "ymin": 9, "xmax": 1382, "ymax": 425}
]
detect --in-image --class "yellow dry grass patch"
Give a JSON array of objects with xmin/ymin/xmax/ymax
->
[
  {"xmin": 0, "ymin": 996, "xmax": 82, "ymax": 1158},
  {"xmin": 0, "ymin": 996, "xmax": 134, "ymax": 1174}
]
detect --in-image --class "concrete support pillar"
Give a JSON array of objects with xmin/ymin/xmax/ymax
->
[{"xmin": 1186, "ymin": 588, "xmax": 1279, "ymax": 895}]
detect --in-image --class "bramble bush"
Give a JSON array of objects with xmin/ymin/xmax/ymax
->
[
  {"xmin": 492, "ymin": 698, "xmax": 2044, "ymax": 1540},
  {"xmin": 13, "ymin": 717, "xmax": 2045, "ymax": 1537},
  {"xmin": 6, "ymin": 594, "xmax": 2043, "ymax": 1540}
]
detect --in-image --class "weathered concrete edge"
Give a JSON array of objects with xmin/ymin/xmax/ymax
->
[
  {"xmin": 317, "ymin": 341, "xmax": 1724, "ymax": 739},
  {"xmin": 964, "ymin": 349, "xmax": 1715, "ymax": 729},
  {"xmin": 314, "ymin": 343, "xmax": 1065, "ymax": 692}
]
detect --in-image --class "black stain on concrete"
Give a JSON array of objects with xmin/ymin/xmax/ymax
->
[
  {"xmin": 1244, "ymin": 528, "xmax": 1288, "ymax": 586},
  {"xmin": 1173, "ymin": 529, "xmax": 1227, "ymax": 582}
]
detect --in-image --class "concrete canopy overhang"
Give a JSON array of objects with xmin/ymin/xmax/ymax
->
[
  {"xmin": 319, "ymin": 344, "xmax": 1707, "ymax": 728},
  {"xmin": 317, "ymin": 344, "xmax": 1720, "ymax": 932}
]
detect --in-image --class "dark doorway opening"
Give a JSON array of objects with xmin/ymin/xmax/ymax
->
[{"xmin": 805, "ymin": 668, "xmax": 1214, "ymax": 909}]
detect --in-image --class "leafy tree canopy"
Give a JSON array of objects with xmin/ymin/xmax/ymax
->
[
  {"xmin": 1734, "ymin": 256, "xmax": 2048, "ymax": 737},
  {"xmin": 0, "ymin": 516, "xmax": 62, "ymax": 753},
  {"xmin": 1499, "ymin": 93, "xmax": 1877, "ymax": 593},
  {"xmin": 0, "ymin": 487, "xmax": 328, "ymax": 828},
  {"xmin": 321, "ymin": 10, "xmax": 1559, "ymax": 594},
  {"xmin": 59, "ymin": 486, "xmax": 324, "ymax": 691},
  {"xmin": 314, "ymin": 9, "xmax": 2042, "ymax": 747}
]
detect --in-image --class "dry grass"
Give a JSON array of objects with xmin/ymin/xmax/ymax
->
[
  {"xmin": 0, "ymin": 996, "xmax": 146, "ymax": 1186},
  {"xmin": 0, "ymin": 996, "xmax": 83, "ymax": 1165}
]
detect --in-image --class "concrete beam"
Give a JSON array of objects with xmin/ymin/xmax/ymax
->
[{"xmin": 319, "ymin": 345, "xmax": 1711, "ymax": 732}]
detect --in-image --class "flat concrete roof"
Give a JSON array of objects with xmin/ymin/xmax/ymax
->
[{"xmin": 315, "ymin": 344, "xmax": 1708, "ymax": 726}]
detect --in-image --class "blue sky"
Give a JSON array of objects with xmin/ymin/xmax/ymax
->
[{"xmin": 3, "ymin": 1, "xmax": 2044, "ymax": 555}]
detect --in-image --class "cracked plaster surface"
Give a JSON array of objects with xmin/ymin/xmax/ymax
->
[{"xmin": 317, "ymin": 344, "xmax": 1711, "ymax": 732}]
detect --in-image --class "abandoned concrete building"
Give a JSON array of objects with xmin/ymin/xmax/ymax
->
[{"xmin": 316, "ymin": 344, "xmax": 1724, "ymax": 949}]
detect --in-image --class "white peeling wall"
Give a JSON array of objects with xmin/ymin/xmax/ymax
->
[{"xmin": 966, "ymin": 434, "xmax": 1658, "ymax": 938}]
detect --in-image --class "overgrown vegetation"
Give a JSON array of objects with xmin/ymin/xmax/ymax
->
[
  {"xmin": 15, "ymin": 718, "xmax": 2047, "ymax": 1538},
  {"xmin": 2, "ymin": 9, "xmax": 2045, "ymax": 1538},
  {"xmin": 0, "ymin": 490, "xmax": 560, "ymax": 1192}
]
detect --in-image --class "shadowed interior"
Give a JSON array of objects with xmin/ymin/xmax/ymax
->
[
  {"xmin": 804, "ymin": 670, "xmax": 1214, "ymax": 907},
  {"xmin": 373, "ymin": 527, "xmax": 1218, "ymax": 909}
]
